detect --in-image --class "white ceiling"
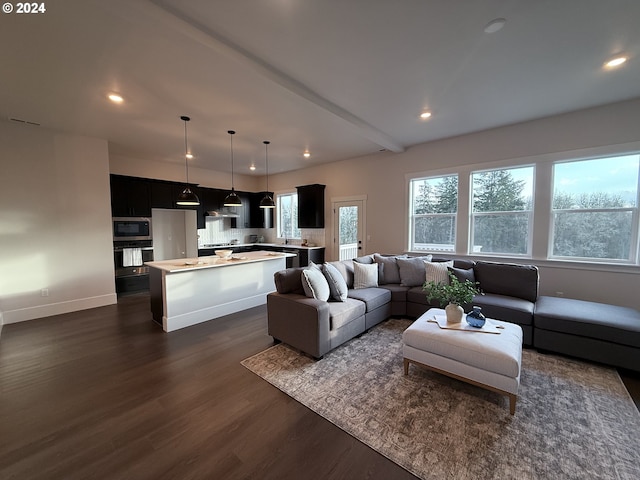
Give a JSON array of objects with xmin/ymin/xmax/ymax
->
[{"xmin": 2, "ymin": 0, "xmax": 639, "ymax": 175}]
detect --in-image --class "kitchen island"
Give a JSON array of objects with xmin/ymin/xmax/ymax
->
[{"xmin": 146, "ymin": 250, "xmax": 293, "ymax": 332}]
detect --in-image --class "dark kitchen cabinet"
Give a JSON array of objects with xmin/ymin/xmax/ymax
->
[
  {"xmin": 150, "ymin": 180, "xmax": 178, "ymax": 209},
  {"xmin": 230, "ymin": 192, "xmax": 251, "ymax": 229},
  {"xmin": 297, "ymin": 184, "xmax": 325, "ymax": 228},
  {"xmin": 110, "ymin": 175, "xmax": 151, "ymax": 217},
  {"xmin": 300, "ymin": 248, "xmax": 325, "ymax": 266}
]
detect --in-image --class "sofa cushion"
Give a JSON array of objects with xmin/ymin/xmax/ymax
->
[
  {"xmin": 323, "ymin": 262, "xmax": 348, "ymax": 302},
  {"xmin": 379, "ymin": 283, "xmax": 410, "ymax": 303},
  {"xmin": 397, "ymin": 256, "xmax": 433, "ymax": 286},
  {"xmin": 353, "ymin": 262, "xmax": 378, "ymax": 289},
  {"xmin": 301, "ymin": 268, "xmax": 331, "ymax": 301},
  {"xmin": 448, "ymin": 266, "xmax": 476, "ymax": 284},
  {"xmin": 328, "ymin": 260, "xmax": 354, "ymax": 289},
  {"xmin": 353, "ymin": 254, "xmax": 375, "ymax": 264},
  {"xmin": 273, "ymin": 267, "xmax": 305, "ymax": 294},
  {"xmin": 328, "ymin": 298, "xmax": 367, "ymax": 331},
  {"xmin": 472, "ymin": 293, "xmax": 534, "ymax": 326},
  {"xmin": 424, "ymin": 260, "xmax": 454, "ymax": 285},
  {"xmin": 474, "ymin": 261, "xmax": 538, "ymax": 303},
  {"xmin": 374, "ymin": 254, "xmax": 406, "ymax": 284},
  {"xmin": 406, "ymin": 286, "xmax": 434, "ymax": 306},
  {"xmin": 348, "ymin": 287, "xmax": 392, "ymax": 313},
  {"xmin": 535, "ymin": 296, "xmax": 640, "ymax": 348}
]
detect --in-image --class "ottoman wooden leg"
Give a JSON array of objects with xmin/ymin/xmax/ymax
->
[
  {"xmin": 509, "ymin": 394, "xmax": 517, "ymax": 415},
  {"xmin": 403, "ymin": 358, "xmax": 410, "ymax": 375}
]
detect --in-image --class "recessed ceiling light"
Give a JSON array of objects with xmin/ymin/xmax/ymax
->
[
  {"xmin": 484, "ymin": 18, "xmax": 506, "ymax": 34},
  {"xmin": 186, "ymin": 152, "xmax": 194, "ymax": 159},
  {"xmin": 604, "ymin": 56, "xmax": 628, "ymax": 69},
  {"xmin": 250, "ymin": 164, "xmax": 256, "ymax": 171},
  {"xmin": 108, "ymin": 93, "xmax": 124, "ymax": 104},
  {"xmin": 303, "ymin": 151, "xmax": 311, "ymax": 158},
  {"xmin": 420, "ymin": 111, "xmax": 432, "ymax": 120}
]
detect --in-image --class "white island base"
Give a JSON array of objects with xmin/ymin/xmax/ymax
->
[{"xmin": 147, "ymin": 250, "xmax": 291, "ymax": 332}]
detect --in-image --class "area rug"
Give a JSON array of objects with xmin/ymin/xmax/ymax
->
[{"xmin": 241, "ymin": 318, "xmax": 640, "ymax": 480}]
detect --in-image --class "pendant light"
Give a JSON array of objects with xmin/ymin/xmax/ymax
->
[
  {"xmin": 176, "ymin": 115, "xmax": 200, "ymax": 206},
  {"xmin": 260, "ymin": 140, "xmax": 275, "ymax": 208},
  {"xmin": 224, "ymin": 130, "xmax": 242, "ymax": 207}
]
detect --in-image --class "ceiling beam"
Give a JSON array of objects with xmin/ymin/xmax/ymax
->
[{"xmin": 132, "ymin": 0, "xmax": 405, "ymax": 153}]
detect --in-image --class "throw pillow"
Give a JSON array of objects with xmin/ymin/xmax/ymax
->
[
  {"xmin": 424, "ymin": 260, "xmax": 454, "ymax": 285},
  {"xmin": 396, "ymin": 255, "xmax": 433, "ymax": 286},
  {"xmin": 448, "ymin": 266, "xmax": 476, "ymax": 285},
  {"xmin": 301, "ymin": 268, "xmax": 330, "ymax": 301},
  {"xmin": 373, "ymin": 254, "xmax": 406, "ymax": 284},
  {"xmin": 322, "ymin": 262, "xmax": 348, "ymax": 301},
  {"xmin": 353, "ymin": 262, "xmax": 378, "ymax": 289}
]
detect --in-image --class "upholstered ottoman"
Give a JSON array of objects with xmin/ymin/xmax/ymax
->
[{"xmin": 403, "ymin": 308, "xmax": 523, "ymax": 414}]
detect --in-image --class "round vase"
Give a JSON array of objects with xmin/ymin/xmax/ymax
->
[
  {"xmin": 466, "ymin": 306, "xmax": 486, "ymax": 328},
  {"xmin": 445, "ymin": 303, "xmax": 464, "ymax": 324}
]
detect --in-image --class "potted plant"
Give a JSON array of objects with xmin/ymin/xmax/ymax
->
[{"xmin": 423, "ymin": 271, "xmax": 482, "ymax": 324}]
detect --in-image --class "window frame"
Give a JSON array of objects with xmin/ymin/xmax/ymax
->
[
  {"xmin": 408, "ymin": 174, "xmax": 458, "ymax": 253},
  {"xmin": 275, "ymin": 191, "xmax": 301, "ymax": 240},
  {"xmin": 469, "ymin": 165, "xmax": 535, "ymax": 258},
  {"xmin": 548, "ymin": 155, "xmax": 640, "ymax": 264}
]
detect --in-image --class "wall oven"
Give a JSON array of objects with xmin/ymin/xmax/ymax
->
[{"xmin": 113, "ymin": 217, "xmax": 152, "ymax": 242}]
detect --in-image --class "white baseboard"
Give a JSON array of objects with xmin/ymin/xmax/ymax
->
[{"xmin": 2, "ymin": 294, "xmax": 118, "ymax": 324}]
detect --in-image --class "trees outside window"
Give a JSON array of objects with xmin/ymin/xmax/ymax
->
[
  {"xmin": 409, "ymin": 175, "xmax": 458, "ymax": 251},
  {"xmin": 551, "ymin": 155, "xmax": 639, "ymax": 261},
  {"xmin": 471, "ymin": 167, "xmax": 534, "ymax": 255},
  {"xmin": 276, "ymin": 193, "xmax": 301, "ymax": 239}
]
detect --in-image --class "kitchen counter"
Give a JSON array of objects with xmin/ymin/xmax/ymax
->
[
  {"xmin": 199, "ymin": 242, "xmax": 324, "ymax": 250},
  {"xmin": 146, "ymin": 250, "xmax": 292, "ymax": 273},
  {"xmin": 146, "ymin": 250, "xmax": 293, "ymax": 332}
]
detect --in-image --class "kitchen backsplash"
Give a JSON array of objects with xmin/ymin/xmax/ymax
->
[{"xmin": 197, "ymin": 217, "xmax": 325, "ymax": 247}]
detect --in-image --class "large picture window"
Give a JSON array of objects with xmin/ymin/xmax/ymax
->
[
  {"xmin": 551, "ymin": 155, "xmax": 640, "ymax": 261},
  {"xmin": 276, "ymin": 192, "xmax": 301, "ymax": 240},
  {"xmin": 471, "ymin": 166, "xmax": 534, "ymax": 255},
  {"xmin": 409, "ymin": 175, "xmax": 458, "ymax": 252}
]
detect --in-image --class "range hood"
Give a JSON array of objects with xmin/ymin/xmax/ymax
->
[{"xmin": 206, "ymin": 208, "xmax": 240, "ymax": 218}]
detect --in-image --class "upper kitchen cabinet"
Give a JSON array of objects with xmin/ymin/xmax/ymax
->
[
  {"xmin": 110, "ymin": 175, "xmax": 151, "ymax": 217},
  {"xmin": 150, "ymin": 180, "xmax": 178, "ymax": 209},
  {"xmin": 297, "ymin": 184, "xmax": 325, "ymax": 228}
]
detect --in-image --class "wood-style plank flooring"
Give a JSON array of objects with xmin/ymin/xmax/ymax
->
[{"xmin": 1, "ymin": 294, "xmax": 638, "ymax": 479}]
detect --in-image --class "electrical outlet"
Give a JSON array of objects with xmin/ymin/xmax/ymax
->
[{"xmin": 41, "ymin": 288, "xmax": 49, "ymax": 297}]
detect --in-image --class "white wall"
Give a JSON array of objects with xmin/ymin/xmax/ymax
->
[
  {"xmin": 266, "ymin": 98, "xmax": 640, "ymax": 308},
  {"xmin": 0, "ymin": 121, "xmax": 117, "ymax": 324},
  {"xmin": 110, "ymin": 153, "xmax": 261, "ymax": 192}
]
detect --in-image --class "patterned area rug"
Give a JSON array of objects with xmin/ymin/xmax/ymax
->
[{"xmin": 242, "ymin": 318, "xmax": 640, "ymax": 480}]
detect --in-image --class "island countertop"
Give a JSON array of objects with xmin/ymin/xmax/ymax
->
[{"xmin": 146, "ymin": 250, "xmax": 294, "ymax": 273}]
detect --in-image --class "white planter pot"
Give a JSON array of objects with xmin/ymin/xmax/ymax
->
[{"xmin": 445, "ymin": 303, "xmax": 464, "ymax": 324}]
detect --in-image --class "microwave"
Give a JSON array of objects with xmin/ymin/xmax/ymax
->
[{"xmin": 113, "ymin": 217, "xmax": 152, "ymax": 241}]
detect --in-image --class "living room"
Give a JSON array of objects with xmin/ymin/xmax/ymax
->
[{"xmin": 1, "ymin": 1, "xmax": 640, "ymax": 478}]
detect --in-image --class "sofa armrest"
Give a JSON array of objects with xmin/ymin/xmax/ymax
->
[{"xmin": 267, "ymin": 292, "xmax": 331, "ymax": 358}]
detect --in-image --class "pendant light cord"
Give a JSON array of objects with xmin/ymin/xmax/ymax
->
[
  {"xmin": 264, "ymin": 140, "xmax": 270, "ymax": 192},
  {"xmin": 228, "ymin": 130, "xmax": 235, "ymax": 189},
  {"xmin": 184, "ymin": 119, "xmax": 189, "ymax": 184}
]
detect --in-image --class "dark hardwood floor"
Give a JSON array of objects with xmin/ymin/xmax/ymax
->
[
  {"xmin": 1, "ymin": 294, "xmax": 638, "ymax": 479},
  {"xmin": 0, "ymin": 294, "xmax": 417, "ymax": 480}
]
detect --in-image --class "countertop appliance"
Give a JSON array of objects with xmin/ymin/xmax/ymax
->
[{"xmin": 113, "ymin": 217, "xmax": 152, "ymax": 242}]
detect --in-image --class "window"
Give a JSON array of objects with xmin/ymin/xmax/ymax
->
[
  {"xmin": 471, "ymin": 166, "xmax": 534, "ymax": 255},
  {"xmin": 276, "ymin": 192, "xmax": 301, "ymax": 239},
  {"xmin": 551, "ymin": 155, "xmax": 640, "ymax": 262},
  {"xmin": 409, "ymin": 175, "xmax": 458, "ymax": 252}
]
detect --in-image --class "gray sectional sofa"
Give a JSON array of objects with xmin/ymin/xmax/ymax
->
[{"xmin": 266, "ymin": 254, "xmax": 640, "ymax": 372}]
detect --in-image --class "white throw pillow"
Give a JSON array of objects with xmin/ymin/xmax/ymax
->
[
  {"xmin": 322, "ymin": 262, "xmax": 348, "ymax": 301},
  {"xmin": 301, "ymin": 268, "xmax": 331, "ymax": 301},
  {"xmin": 353, "ymin": 262, "xmax": 379, "ymax": 289},
  {"xmin": 424, "ymin": 260, "xmax": 454, "ymax": 285}
]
